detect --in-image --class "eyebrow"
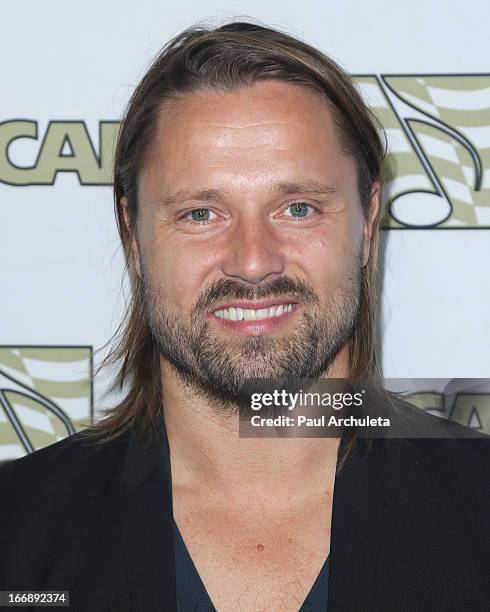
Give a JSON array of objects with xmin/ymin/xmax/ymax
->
[{"xmin": 158, "ymin": 180, "xmax": 338, "ymax": 207}]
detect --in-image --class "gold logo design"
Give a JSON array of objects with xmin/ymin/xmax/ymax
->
[
  {"xmin": 0, "ymin": 346, "xmax": 93, "ymax": 462},
  {"xmin": 357, "ymin": 75, "xmax": 490, "ymax": 229}
]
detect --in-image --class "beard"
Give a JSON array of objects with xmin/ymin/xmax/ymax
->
[{"xmin": 140, "ymin": 263, "xmax": 362, "ymax": 414}]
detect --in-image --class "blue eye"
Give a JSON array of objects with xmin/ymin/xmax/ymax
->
[
  {"xmin": 287, "ymin": 203, "xmax": 311, "ymax": 218},
  {"xmin": 184, "ymin": 208, "xmax": 216, "ymax": 225},
  {"xmin": 191, "ymin": 208, "xmax": 210, "ymax": 221}
]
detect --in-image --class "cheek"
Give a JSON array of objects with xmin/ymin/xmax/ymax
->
[
  {"xmin": 146, "ymin": 237, "xmax": 219, "ymax": 310},
  {"xmin": 284, "ymin": 217, "xmax": 362, "ymax": 281},
  {"xmin": 301, "ymin": 243, "xmax": 352, "ymax": 292}
]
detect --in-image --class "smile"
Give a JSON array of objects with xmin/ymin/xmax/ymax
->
[{"xmin": 213, "ymin": 303, "xmax": 297, "ymax": 321}]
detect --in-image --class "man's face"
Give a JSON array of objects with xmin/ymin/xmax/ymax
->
[{"xmin": 124, "ymin": 81, "xmax": 378, "ymax": 405}]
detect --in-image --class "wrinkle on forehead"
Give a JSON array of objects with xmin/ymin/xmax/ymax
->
[
  {"xmin": 209, "ymin": 124, "xmax": 291, "ymax": 151},
  {"xmin": 153, "ymin": 97, "xmax": 341, "ymax": 168},
  {"xmin": 138, "ymin": 81, "xmax": 356, "ymax": 205}
]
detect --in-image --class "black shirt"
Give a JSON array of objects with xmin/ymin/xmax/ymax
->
[{"xmin": 174, "ymin": 519, "xmax": 329, "ymax": 611}]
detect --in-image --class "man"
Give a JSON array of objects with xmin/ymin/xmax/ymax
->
[{"xmin": 1, "ymin": 21, "xmax": 489, "ymax": 612}]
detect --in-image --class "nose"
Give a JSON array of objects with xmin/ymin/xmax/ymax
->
[{"xmin": 221, "ymin": 214, "xmax": 286, "ymax": 285}]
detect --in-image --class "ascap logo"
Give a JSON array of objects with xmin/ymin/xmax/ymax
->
[
  {"xmin": 0, "ymin": 346, "xmax": 93, "ymax": 463},
  {"xmin": 0, "ymin": 120, "xmax": 118, "ymax": 186},
  {"xmin": 1, "ymin": 74, "xmax": 490, "ymax": 228}
]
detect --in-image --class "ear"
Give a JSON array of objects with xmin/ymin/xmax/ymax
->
[
  {"xmin": 120, "ymin": 196, "xmax": 141, "ymax": 278},
  {"xmin": 361, "ymin": 182, "xmax": 380, "ymax": 268}
]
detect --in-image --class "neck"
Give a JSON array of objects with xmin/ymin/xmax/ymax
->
[{"xmin": 163, "ymin": 346, "xmax": 349, "ymax": 510}]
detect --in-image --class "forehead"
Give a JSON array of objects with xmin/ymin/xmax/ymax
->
[{"xmin": 140, "ymin": 80, "xmax": 353, "ymax": 197}]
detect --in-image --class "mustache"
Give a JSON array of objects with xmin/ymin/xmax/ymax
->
[{"xmin": 194, "ymin": 276, "xmax": 319, "ymax": 314}]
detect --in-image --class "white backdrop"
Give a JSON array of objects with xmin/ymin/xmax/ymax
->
[{"xmin": 1, "ymin": 0, "xmax": 489, "ymax": 457}]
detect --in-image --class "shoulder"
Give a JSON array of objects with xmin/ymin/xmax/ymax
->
[
  {"xmin": 0, "ymin": 431, "xmax": 131, "ymax": 512},
  {"xmin": 378, "ymin": 409, "xmax": 490, "ymax": 515},
  {"xmin": 356, "ymin": 393, "xmax": 490, "ymax": 472},
  {"xmin": 0, "ymin": 429, "xmax": 128, "ymax": 474},
  {"xmin": 354, "ymin": 398, "xmax": 490, "ymax": 506},
  {"xmin": 385, "ymin": 402, "xmax": 489, "ymax": 467}
]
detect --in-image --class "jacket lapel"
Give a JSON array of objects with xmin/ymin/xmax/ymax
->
[
  {"xmin": 119, "ymin": 421, "xmax": 177, "ymax": 611},
  {"xmin": 327, "ymin": 436, "xmax": 388, "ymax": 611}
]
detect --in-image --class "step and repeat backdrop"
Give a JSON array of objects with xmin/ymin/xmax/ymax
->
[{"xmin": 1, "ymin": 0, "xmax": 489, "ymax": 460}]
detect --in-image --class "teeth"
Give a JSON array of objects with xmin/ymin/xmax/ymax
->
[
  {"xmin": 255, "ymin": 308, "xmax": 269, "ymax": 320},
  {"xmin": 244, "ymin": 309, "xmax": 256, "ymax": 321},
  {"xmin": 214, "ymin": 303, "xmax": 295, "ymax": 321}
]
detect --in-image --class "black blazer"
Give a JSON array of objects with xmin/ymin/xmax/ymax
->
[{"xmin": 1, "ymin": 412, "xmax": 489, "ymax": 611}]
